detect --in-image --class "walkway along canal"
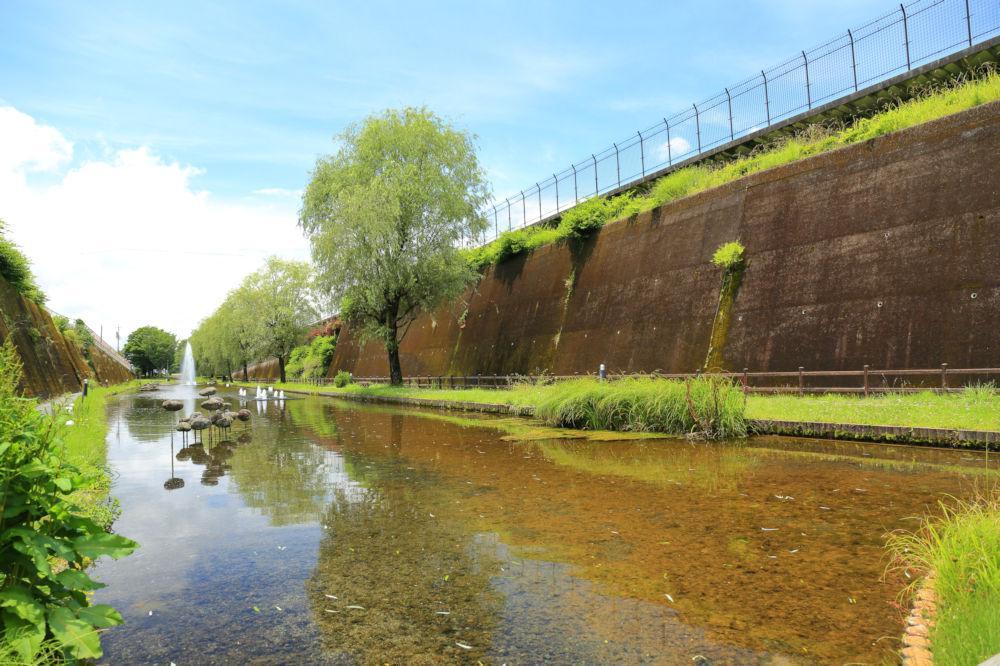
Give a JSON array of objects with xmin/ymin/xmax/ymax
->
[{"xmin": 92, "ymin": 384, "xmax": 998, "ymax": 663}]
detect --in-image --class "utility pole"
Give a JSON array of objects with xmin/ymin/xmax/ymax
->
[{"xmin": 116, "ymin": 326, "xmax": 120, "ymax": 352}]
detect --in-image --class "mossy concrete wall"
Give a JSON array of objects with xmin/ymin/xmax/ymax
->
[
  {"xmin": 0, "ymin": 276, "xmax": 133, "ymax": 397},
  {"xmin": 332, "ymin": 101, "xmax": 1000, "ymax": 377}
]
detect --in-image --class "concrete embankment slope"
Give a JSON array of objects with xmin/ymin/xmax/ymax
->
[
  {"xmin": 331, "ymin": 101, "xmax": 1000, "ymax": 377},
  {"xmin": 0, "ymin": 276, "xmax": 133, "ymax": 398}
]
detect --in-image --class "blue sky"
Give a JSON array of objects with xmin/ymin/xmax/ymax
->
[
  {"xmin": 1, "ymin": 0, "xmax": 893, "ymax": 200},
  {"xmin": 0, "ymin": 0, "xmax": 922, "ymax": 337}
]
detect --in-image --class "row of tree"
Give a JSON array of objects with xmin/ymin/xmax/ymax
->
[
  {"xmin": 190, "ymin": 258, "xmax": 317, "ymax": 383},
  {"xmin": 192, "ymin": 107, "xmax": 489, "ymax": 385}
]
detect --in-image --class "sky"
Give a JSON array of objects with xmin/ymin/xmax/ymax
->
[{"xmin": 0, "ymin": 0, "xmax": 892, "ymax": 342}]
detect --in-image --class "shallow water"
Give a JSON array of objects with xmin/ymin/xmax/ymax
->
[{"xmin": 93, "ymin": 385, "xmax": 997, "ymax": 664}]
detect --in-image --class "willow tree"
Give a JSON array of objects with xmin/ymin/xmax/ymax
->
[
  {"xmin": 300, "ymin": 107, "xmax": 489, "ymax": 385},
  {"xmin": 239, "ymin": 257, "xmax": 317, "ymax": 383}
]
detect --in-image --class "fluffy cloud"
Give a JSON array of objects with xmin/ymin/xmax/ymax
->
[
  {"xmin": 654, "ymin": 136, "xmax": 693, "ymax": 163},
  {"xmin": 0, "ymin": 106, "xmax": 309, "ymax": 340}
]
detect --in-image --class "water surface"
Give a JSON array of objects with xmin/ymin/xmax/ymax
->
[{"xmin": 93, "ymin": 385, "xmax": 996, "ymax": 664}]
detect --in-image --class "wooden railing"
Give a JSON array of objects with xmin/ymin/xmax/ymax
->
[{"xmin": 270, "ymin": 364, "xmax": 1000, "ymax": 395}]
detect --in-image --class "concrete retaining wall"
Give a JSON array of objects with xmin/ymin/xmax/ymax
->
[{"xmin": 331, "ymin": 101, "xmax": 1000, "ymax": 378}]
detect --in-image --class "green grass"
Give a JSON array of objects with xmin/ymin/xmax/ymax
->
[
  {"xmin": 465, "ymin": 71, "xmax": 1000, "ymax": 269},
  {"xmin": 244, "ymin": 379, "xmax": 1000, "ymax": 439},
  {"xmin": 746, "ymin": 386, "xmax": 1000, "ymax": 432},
  {"xmin": 886, "ymin": 488, "xmax": 1000, "ymax": 665},
  {"xmin": 55, "ymin": 380, "xmax": 138, "ymax": 528},
  {"xmin": 239, "ymin": 377, "xmax": 748, "ymax": 438}
]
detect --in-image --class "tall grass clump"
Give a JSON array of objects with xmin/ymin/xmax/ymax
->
[
  {"xmin": 526, "ymin": 376, "xmax": 747, "ymax": 439},
  {"xmin": 886, "ymin": 488, "xmax": 1000, "ymax": 665},
  {"xmin": 464, "ymin": 70, "xmax": 1000, "ymax": 269},
  {"xmin": 0, "ymin": 340, "xmax": 137, "ymax": 662}
]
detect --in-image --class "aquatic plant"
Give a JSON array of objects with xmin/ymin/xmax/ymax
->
[
  {"xmin": 886, "ymin": 488, "xmax": 1000, "ymax": 664},
  {"xmin": 0, "ymin": 340, "xmax": 137, "ymax": 661}
]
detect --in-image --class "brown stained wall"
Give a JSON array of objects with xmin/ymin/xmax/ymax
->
[
  {"xmin": 0, "ymin": 275, "xmax": 134, "ymax": 398},
  {"xmin": 234, "ymin": 358, "xmax": 281, "ymax": 381},
  {"xmin": 332, "ymin": 101, "xmax": 1000, "ymax": 377}
]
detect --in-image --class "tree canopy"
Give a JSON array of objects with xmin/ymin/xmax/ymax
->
[
  {"xmin": 122, "ymin": 326, "xmax": 177, "ymax": 376},
  {"xmin": 300, "ymin": 107, "xmax": 489, "ymax": 384},
  {"xmin": 0, "ymin": 220, "xmax": 45, "ymax": 304},
  {"xmin": 190, "ymin": 257, "xmax": 317, "ymax": 383}
]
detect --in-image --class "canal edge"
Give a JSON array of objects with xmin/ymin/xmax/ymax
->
[
  {"xmin": 266, "ymin": 386, "xmax": 998, "ymax": 449},
  {"xmin": 901, "ymin": 575, "xmax": 936, "ymax": 665}
]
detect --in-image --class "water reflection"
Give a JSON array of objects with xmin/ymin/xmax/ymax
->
[{"xmin": 93, "ymin": 386, "xmax": 997, "ymax": 664}]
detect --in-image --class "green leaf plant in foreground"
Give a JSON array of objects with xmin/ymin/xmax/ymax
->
[{"xmin": 0, "ymin": 340, "xmax": 137, "ymax": 662}]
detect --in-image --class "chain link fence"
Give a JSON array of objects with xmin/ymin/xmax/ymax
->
[{"xmin": 472, "ymin": 0, "xmax": 1000, "ymax": 246}]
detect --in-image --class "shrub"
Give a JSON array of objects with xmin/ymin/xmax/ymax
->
[
  {"xmin": 711, "ymin": 241, "xmax": 745, "ymax": 270},
  {"xmin": 334, "ymin": 370, "xmax": 353, "ymax": 388},
  {"xmin": 0, "ymin": 340, "xmax": 137, "ymax": 661},
  {"xmin": 0, "ymin": 222, "xmax": 45, "ymax": 305}
]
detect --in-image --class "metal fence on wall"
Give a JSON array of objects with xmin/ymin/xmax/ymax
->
[{"xmin": 470, "ymin": 0, "xmax": 1000, "ymax": 247}]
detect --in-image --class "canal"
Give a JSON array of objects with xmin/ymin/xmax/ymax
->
[{"xmin": 93, "ymin": 385, "xmax": 996, "ymax": 664}]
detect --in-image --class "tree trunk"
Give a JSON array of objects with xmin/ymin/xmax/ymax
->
[
  {"xmin": 387, "ymin": 338, "xmax": 403, "ymax": 386},
  {"xmin": 278, "ymin": 355, "xmax": 286, "ymax": 384},
  {"xmin": 243, "ymin": 362, "xmax": 248, "ymax": 381}
]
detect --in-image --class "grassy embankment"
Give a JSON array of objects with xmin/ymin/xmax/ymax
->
[
  {"xmin": 465, "ymin": 70, "xmax": 1000, "ymax": 268},
  {"xmin": 887, "ymin": 489, "xmax": 1000, "ymax": 665},
  {"xmin": 240, "ymin": 380, "xmax": 1000, "ymax": 435},
  {"xmin": 239, "ymin": 377, "xmax": 748, "ymax": 439},
  {"xmin": 56, "ymin": 380, "xmax": 139, "ymax": 528}
]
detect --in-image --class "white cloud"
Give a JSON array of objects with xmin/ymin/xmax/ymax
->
[
  {"xmin": 252, "ymin": 187, "xmax": 302, "ymax": 198},
  {"xmin": 0, "ymin": 106, "xmax": 309, "ymax": 341},
  {"xmin": 0, "ymin": 106, "xmax": 73, "ymax": 174},
  {"xmin": 654, "ymin": 136, "xmax": 693, "ymax": 163}
]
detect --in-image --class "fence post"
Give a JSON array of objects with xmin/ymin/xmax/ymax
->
[
  {"xmin": 802, "ymin": 50, "xmax": 812, "ymax": 109},
  {"xmin": 521, "ymin": 191, "xmax": 526, "ymax": 226},
  {"xmin": 863, "ymin": 364, "xmax": 870, "ymax": 397},
  {"xmin": 506, "ymin": 198, "xmax": 512, "ymax": 231},
  {"xmin": 900, "ymin": 4, "xmax": 911, "ymax": 70},
  {"xmin": 940, "ymin": 363, "xmax": 948, "ymax": 389},
  {"xmin": 536, "ymin": 182, "xmax": 542, "ymax": 221},
  {"xmin": 663, "ymin": 118, "xmax": 673, "ymax": 166},
  {"xmin": 592, "ymin": 154, "xmax": 598, "ymax": 195},
  {"xmin": 613, "ymin": 143, "xmax": 621, "ymax": 188},
  {"xmin": 798, "ymin": 367, "xmax": 804, "ymax": 396},
  {"xmin": 572, "ymin": 164, "xmax": 578, "ymax": 204},
  {"xmin": 724, "ymin": 88, "xmax": 734, "ymax": 141},
  {"xmin": 847, "ymin": 29, "xmax": 858, "ymax": 91},
  {"xmin": 638, "ymin": 130, "xmax": 645, "ymax": 177},
  {"xmin": 493, "ymin": 205, "xmax": 498, "ymax": 240},
  {"xmin": 554, "ymin": 174, "xmax": 559, "ymax": 211},
  {"xmin": 965, "ymin": 0, "xmax": 973, "ymax": 46},
  {"xmin": 692, "ymin": 104, "xmax": 702, "ymax": 153},
  {"xmin": 762, "ymin": 70, "xmax": 771, "ymax": 125},
  {"xmin": 742, "ymin": 367, "xmax": 749, "ymax": 393}
]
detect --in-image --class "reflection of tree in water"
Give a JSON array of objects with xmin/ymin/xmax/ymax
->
[
  {"xmin": 306, "ymin": 457, "xmax": 500, "ymax": 664},
  {"xmin": 175, "ymin": 439, "xmax": 236, "ymax": 486},
  {"xmin": 123, "ymin": 396, "xmax": 181, "ymax": 442},
  {"xmin": 226, "ymin": 419, "xmax": 354, "ymax": 526},
  {"xmin": 283, "ymin": 397, "xmax": 340, "ymax": 439}
]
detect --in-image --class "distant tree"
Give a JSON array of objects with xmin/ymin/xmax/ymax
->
[
  {"xmin": 238, "ymin": 258, "xmax": 317, "ymax": 383},
  {"xmin": 300, "ymin": 107, "xmax": 489, "ymax": 385},
  {"xmin": 122, "ymin": 326, "xmax": 177, "ymax": 376}
]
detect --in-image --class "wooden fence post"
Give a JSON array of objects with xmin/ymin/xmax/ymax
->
[
  {"xmin": 798, "ymin": 367, "xmax": 805, "ymax": 396},
  {"xmin": 863, "ymin": 364, "xmax": 870, "ymax": 397},
  {"xmin": 940, "ymin": 363, "xmax": 948, "ymax": 390}
]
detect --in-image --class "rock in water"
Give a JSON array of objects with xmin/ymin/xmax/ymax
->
[
  {"xmin": 199, "ymin": 387, "xmax": 217, "ymax": 397},
  {"xmin": 161, "ymin": 399, "xmax": 184, "ymax": 411}
]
